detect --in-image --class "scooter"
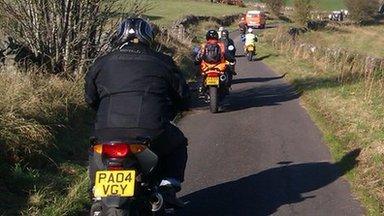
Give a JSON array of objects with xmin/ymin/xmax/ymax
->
[
  {"xmin": 245, "ymin": 44, "xmax": 256, "ymax": 61},
  {"xmin": 89, "ymin": 137, "xmax": 181, "ymax": 216}
]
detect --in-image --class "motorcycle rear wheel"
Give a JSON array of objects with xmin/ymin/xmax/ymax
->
[
  {"xmin": 209, "ymin": 86, "xmax": 219, "ymax": 113},
  {"xmin": 247, "ymin": 52, "xmax": 253, "ymax": 61},
  {"xmin": 99, "ymin": 203, "xmax": 165, "ymax": 216},
  {"xmin": 101, "ymin": 207, "xmax": 130, "ymax": 216}
]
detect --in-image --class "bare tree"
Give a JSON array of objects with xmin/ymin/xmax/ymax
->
[
  {"xmin": 0, "ymin": 0, "xmax": 153, "ymax": 76},
  {"xmin": 128, "ymin": 0, "xmax": 154, "ymax": 16},
  {"xmin": 292, "ymin": 0, "xmax": 313, "ymax": 26},
  {"xmin": 344, "ymin": 0, "xmax": 380, "ymax": 23},
  {"xmin": 264, "ymin": 0, "xmax": 285, "ymax": 16}
]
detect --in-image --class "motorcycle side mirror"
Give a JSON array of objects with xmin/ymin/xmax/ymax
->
[
  {"xmin": 89, "ymin": 136, "xmax": 98, "ymax": 146},
  {"xmin": 228, "ymin": 45, "xmax": 235, "ymax": 51},
  {"xmin": 192, "ymin": 46, "xmax": 200, "ymax": 56}
]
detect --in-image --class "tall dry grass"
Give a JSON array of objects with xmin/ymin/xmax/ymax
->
[
  {"xmin": 292, "ymin": 0, "xmax": 313, "ymax": 26},
  {"xmin": 344, "ymin": 0, "xmax": 381, "ymax": 23},
  {"xmin": 0, "ymin": 65, "xmax": 90, "ymax": 215},
  {"xmin": 265, "ymin": 26, "xmax": 384, "ymax": 101},
  {"xmin": 0, "ymin": 66, "xmax": 86, "ymax": 164}
]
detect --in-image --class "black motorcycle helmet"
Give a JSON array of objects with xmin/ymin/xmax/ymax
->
[
  {"xmin": 206, "ymin": 30, "xmax": 219, "ymax": 41},
  {"xmin": 221, "ymin": 30, "xmax": 229, "ymax": 40},
  {"xmin": 112, "ymin": 18, "xmax": 154, "ymax": 47}
]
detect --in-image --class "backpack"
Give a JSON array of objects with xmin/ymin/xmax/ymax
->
[{"xmin": 202, "ymin": 41, "xmax": 223, "ymax": 64}]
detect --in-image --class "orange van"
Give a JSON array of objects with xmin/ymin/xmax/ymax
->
[{"xmin": 246, "ymin": 10, "xmax": 266, "ymax": 29}]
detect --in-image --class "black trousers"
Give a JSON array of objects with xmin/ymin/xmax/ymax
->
[
  {"xmin": 88, "ymin": 123, "xmax": 188, "ymax": 192},
  {"xmin": 149, "ymin": 123, "xmax": 188, "ymax": 182}
]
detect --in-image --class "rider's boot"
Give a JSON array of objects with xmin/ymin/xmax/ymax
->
[
  {"xmin": 159, "ymin": 180, "xmax": 185, "ymax": 208},
  {"xmin": 197, "ymin": 78, "xmax": 206, "ymax": 98},
  {"xmin": 198, "ymin": 86, "xmax": 205, "ymax": 98}
]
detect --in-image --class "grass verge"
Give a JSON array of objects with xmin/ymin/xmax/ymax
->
[
  {"xmin": 0, "ymin": 68, "xmax": 92, "ymax": 216},
  {"xmin": 292, "ymin": 22, "xmax": 384, "ymax": 58},
  {"xmin": 257, "ymin": 40, "xmax": 384, "ymax": 215}
]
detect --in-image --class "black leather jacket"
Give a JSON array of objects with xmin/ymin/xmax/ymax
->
[
  {"xmin": 85, "ymin": 43, "xmax": 190, "ymax": 139},
  {"xmin": 220, "ymin": 37, "xmax": 236, "ymax": 58}
]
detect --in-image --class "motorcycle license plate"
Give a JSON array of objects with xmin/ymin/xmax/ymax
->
[
  {"xmin": 94, "ymin": 170, "xmax": 136, "ymax": 197},
  {"xmin": 247, "ymin": 46, "xmax": 254, "ymax": 52},
  {"xmin": 206, "ymin": 77, "xmax": 219, "ymax": 86}
]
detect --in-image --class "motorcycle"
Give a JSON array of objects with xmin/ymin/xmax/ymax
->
[
  {"xmin": 200, "ymin": 61, "xmax": 232, "ymax": 113},
  {"xmin": 89, "ymin": 138, "xmax": 177, "ymax": 216},
  {"xmin": 245, "ymin": 44, "xmax": 256, "ymax": 61}
]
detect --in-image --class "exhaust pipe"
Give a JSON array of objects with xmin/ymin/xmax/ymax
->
[
  {"xmin": 150, "ymin": 193, "xmax": 164, "ymax": 212},
  {"xmin": 220, "ymin": 74, "xmax": 227, "ymax": 82}
]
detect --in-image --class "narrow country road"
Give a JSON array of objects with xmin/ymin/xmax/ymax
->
[{"xmin": 177, "ymin": 34, "xmax": 364, "ymax": 215}]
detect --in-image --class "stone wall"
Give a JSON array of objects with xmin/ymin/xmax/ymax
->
[{"xmin": 169, "ymin": 14, "xmax": 243, "ymax": 41}]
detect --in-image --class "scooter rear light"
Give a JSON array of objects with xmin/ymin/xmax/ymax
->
[
  {"xmin": 91, "ymin": 143, "xmax": 131, "ymax": 158},
  {"xmin": 103, "ymin": 143, "xmax": 130, "ymax": 158},
  {"xmin": 92, "ymin": 143, "xmax": 146, "ymax": 157}
]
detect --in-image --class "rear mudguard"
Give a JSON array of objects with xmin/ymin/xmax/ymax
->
[
  {"xmin": 135, "ymin": 148, "xmax": 158, "ymax": 175},
  {"xmin": 101, "ymin": 196, "xmax": 131, "ymax": 208}
]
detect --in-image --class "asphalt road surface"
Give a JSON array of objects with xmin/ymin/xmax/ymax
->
[{"xmin": 177, "ymin": 34, "xmax": 364, "ymax": 216}]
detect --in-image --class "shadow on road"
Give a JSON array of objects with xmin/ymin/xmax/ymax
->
[
  {"xmin": 232, "ymin": 74, "xmax": 286, "ymax": 84},
  {"xmin": 224, "ymin": 82, "xmax": 301, "ymax": 112},
  {"xmin": 179, "ymin": 149, "xmax": 361, "ymax": 216},
  {"xmin": 189, "ymin": 75, "xmax": 296, "ymax": 111},
  {"xmin": 235, "ymin": 54, "xmax": 277, "ymax": 61},
  {"xmin": 255, "ymin": 54, "xmax": 278, "ymax": 61}
]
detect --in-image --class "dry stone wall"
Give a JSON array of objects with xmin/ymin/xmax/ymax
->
[{"xmin": 169, "ymin": 14, "xmax": 243, "ymax": 41}]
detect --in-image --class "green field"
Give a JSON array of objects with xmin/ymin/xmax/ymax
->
[
  {"xmin": 142, "ymin": 0, "xmax": 248, "ymax": 26},
  {"xmin": 120, "ymin": 0, "xmax": 346, "ymax": 27},
  {"xmin": 246, "ymin": 0, "xmax": 345, "ymax": 10},
  {"xmin": 300, "ymin": 24, "xmax": 384, "ymax": 57},
  {"xmin": 287, "ymin": 0, "xmax": 344, "ymax": 10}
]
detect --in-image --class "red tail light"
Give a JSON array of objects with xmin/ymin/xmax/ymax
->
[
  {"xmin": 92, "ymin": 143, "xmax": 146, "ymax": 158},
  {"xmin": 207, "ymin": 72, "xmax": 220, "ymax": 77},
  {"xmin": 102, "ymin": 143, "xmax": 131, "ymax": 158}
]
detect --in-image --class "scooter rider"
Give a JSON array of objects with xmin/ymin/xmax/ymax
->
[
  {"xmin": 195, "ymin": 30, "xmax": 236, "ymax": 94},
  {"xmin": 85, "ymin": 18, "xmax": 189, "ymax": 207},
  {"xmin": 245, "ymin": 28, "xmax": 258, "ymax": 52}
]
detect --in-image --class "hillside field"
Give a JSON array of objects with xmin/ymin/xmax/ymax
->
[
  {"xmin": 135, "ymin": 0, "xmax": 248, "ymax": 26},
  {"xmin": 246, "ymin": 0, "xmax": 345, "ymax": 10}
]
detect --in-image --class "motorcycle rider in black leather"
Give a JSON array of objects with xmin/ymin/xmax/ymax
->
[
  {"xmin": 220, "ymin": 29, "xmax": 237, "ymax": 76},
  {"xmin": 85, "ymin": 18, "xmax": 189, "ymax": 207},
  {"xmin": 220, "ymin": 30, "xmax": 236, "ymax": 57}
]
